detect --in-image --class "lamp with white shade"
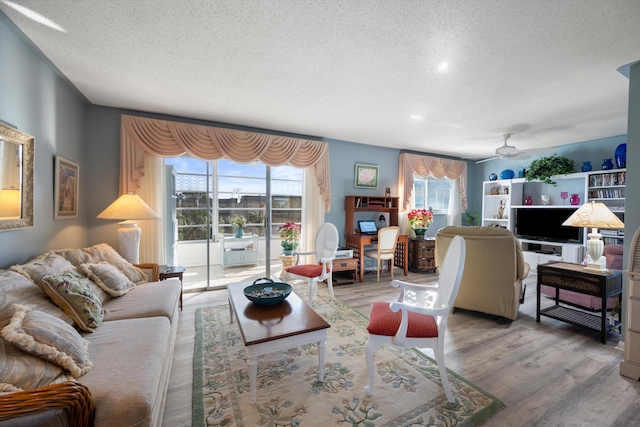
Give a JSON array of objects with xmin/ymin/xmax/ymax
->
[
  {"xmin": 97, "ymin": 193, "xmax": 160, "ymax": 264},
  {"xmin": 0, "ymin": 187, "xmax": 21, "ymax": 218},
  {"xmin": 562, "ymin": 201, "xmax": 624, "ymax": 271}
]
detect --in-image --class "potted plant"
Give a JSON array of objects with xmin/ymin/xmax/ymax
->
[
  {"xmin": 407, "ymin": 208, "xmax": 433, "ymax": 238},
  {"xmin": 463, "ymin": 209, "xmax": 481, "ymax": 226},
  {"xmin": 278, "ymin": 222, "xmax": 300, "ymax": 255},
  {"xmin": 524, "ymin": 154, "xmax": 575, "ymax": 186},
  {"xmin": 230, "ymin": 215, "xmax": 246, "ymax": 238}
]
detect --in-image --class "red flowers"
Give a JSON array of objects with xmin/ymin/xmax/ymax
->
[
  {"xmin": 407, "ymin": 209, "xmax": 433, "ymax": 229},
  {"xmin": 277, "ymin": 222, "xmax": 300, "ymax": 245}
]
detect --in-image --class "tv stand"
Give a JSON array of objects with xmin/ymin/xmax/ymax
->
[{"xmin": 519, "ymin": 239, "xmax": 584, "ymax": 272}]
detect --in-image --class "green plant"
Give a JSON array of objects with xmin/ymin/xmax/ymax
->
[
  {"xmin": 524, "ymin": 154, "xmax": 575, "ymax": 186},
  {"xmin": 464, "ymin": 210, "xmax": 481, "ymax": 226}
]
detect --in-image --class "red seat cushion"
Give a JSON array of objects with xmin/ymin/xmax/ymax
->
[
  {"xmin": 367, "ymin": 301, "xmax": 438, "ymax": 338},
  {"xmin": 286, "ymin": 264, "xmax": 323, "ymax": 278}
]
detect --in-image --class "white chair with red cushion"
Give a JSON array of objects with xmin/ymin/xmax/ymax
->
[
  {"xmin": 364, "ymin": 235, "xmax": 466, "ymax": 403},
  {"xmin": 284, "ymin": 222, "xmax": 339, "ymax": 305}
]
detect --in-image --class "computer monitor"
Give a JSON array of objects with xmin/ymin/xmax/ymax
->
[{"xmin": 358, "ymin": 220, "xmax": 378, "ymax": 235}]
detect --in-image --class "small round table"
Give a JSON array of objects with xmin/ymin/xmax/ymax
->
[{"xmin": 279, "ymin": 255, "xmax": 297, "ymax": 278}]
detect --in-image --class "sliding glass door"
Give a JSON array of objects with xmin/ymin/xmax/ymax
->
[{"xmin": 166, "ymin": 156, "xmax": 302, "ymax": 291}]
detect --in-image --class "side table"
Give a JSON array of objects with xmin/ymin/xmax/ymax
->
[
  {"xmin": 536, "ymin": 262, "xmax": 622, "ymax": 343},
  {"xmin": 409, "ymin": 237, "xmax": 436, "ymax": 273},
  {"xmin": 160, "ymin": 265, "xmax": 185, "ymax": 310},
  {"xmin": 332, "ymin": 258, "xmax": 358, "ymax": 285},
  {"xmin": 279, "ymin": 255, "xmax": 297, "ymax": 279}
]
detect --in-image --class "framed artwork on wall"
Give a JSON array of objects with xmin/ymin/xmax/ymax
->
[
  {"xmin": 354, "ymin": 164, "xmax": 379, "ymax": 189},
  {"xmin": 54, "ymin": 156, "xmax": 79, "ymax": 220}
]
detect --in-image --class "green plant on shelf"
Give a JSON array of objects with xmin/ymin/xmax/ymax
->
[{"xmin": 524, "ymin": 154, "xmax": 575, "ymax": 186}]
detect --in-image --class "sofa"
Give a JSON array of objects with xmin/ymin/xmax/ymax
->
[
  {"xmin": 435, "ymin": 226, "xmax": 530, "ymax": 322},
  {"xmin": 0, "ymin": 243, "xmax": 181, "ymax": 427}
]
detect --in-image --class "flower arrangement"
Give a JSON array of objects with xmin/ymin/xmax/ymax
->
[
  {"xmin": 230, "ymin": 215, "xmax": 246, "ymax": 229},
  {"xmin": 277, "ymin": 222, "xmax": 300, "ymax": 246},
  {"xmin": 407, "ymin": 209, "xmax": 433, "ymax": 230}
]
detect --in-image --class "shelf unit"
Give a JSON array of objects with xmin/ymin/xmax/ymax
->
[
  {"xmin": 586, "ymin": 168, "xmax": 625, "ymax": 245},
  {"xmin": 220, "ymin": 234, "xmax": 259, "ymax": 270},
  {"xmin": 481, "ymin": 179, "xmax": 522, "ymax": 230},
  {"xmin": 345, "ymin": 196, "xmax": 399, "ymax": 237}
]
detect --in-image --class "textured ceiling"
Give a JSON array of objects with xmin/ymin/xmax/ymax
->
[{"xmin": 2, "ymin": 0, "xmax": 640, "ymax": 160}]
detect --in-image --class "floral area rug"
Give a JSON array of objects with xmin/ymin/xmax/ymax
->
[{"xmin": 192, "ymin": 289, "xmax": 504, "ymax": 426}]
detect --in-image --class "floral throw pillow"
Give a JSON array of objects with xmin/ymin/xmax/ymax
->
[
  {"xmin": 80, "ymin": 262, "xmax": 135, "ymax": 297},
  {"xmin": 1, "ymin": 304, "xmax": 93, "ymax": 378},
  {"xmin": 42, "ymin": 270, "xmax": 104, "ymax": 332}
]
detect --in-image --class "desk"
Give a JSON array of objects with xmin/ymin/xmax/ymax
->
[
  {"xmin": 536, "ymin": 262, "xmax": 622, "ymax": 344},
  {"xmin": 346, "ymin": 233, "xmax": 408, "ymax": 283}
]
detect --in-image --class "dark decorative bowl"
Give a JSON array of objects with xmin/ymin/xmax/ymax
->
[{"xmin": 243, "ymin": 278, "xmax": 292, "ymax": 305}]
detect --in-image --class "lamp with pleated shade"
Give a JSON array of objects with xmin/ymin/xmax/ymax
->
[
  {"xmin": 562, "ymin": 201, "xmax": 624, "ymax": 271},
  {"xmin": 97, "ymin": 193, "xmax": 160, "ymax": 263}
]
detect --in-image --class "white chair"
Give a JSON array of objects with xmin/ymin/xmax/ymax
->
[
  {"xmin": 364, "ymin": 235, "xmax": 466, "ymax": 403},
  {"xmin": 363, "ymin": 226, "xmax": 400, "ymax": 282},
  {"xmin": 284, "ymin": 222, "xmax": 339, "ymax": 305}
]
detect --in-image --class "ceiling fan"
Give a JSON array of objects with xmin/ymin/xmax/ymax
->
[{"xmin": 475, "ymin": 133, "xmax": 552, "ymax": 164}]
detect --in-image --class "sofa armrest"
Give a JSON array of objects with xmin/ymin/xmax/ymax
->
[
  {"xmin": 0, "ymin": 381, "xmax": 94, "ymax": 427},
  {"xmin": 134, "ymin": 263, "xmax": 160, "ymax": 282}
]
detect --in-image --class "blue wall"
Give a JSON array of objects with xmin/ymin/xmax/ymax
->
[{"xmin": 0, "ymin": 15, "xmax": 88, "ymax": 266}]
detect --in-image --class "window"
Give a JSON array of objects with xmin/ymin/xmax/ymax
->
[
  {"xmin": 167, "ymin": 157, "xmax": 303, "ymax": 242},
  {"xmin": 413, "ymin": 177, "xmax": 451, "ymax": 214}
]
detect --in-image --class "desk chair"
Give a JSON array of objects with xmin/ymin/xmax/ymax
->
[
  {"xmin": 364, "ymin": 235, "xmax": 466, "ymax": 403},
  {"xmin": 363, "ymin": 226, "xmax": 400, "ymax": 282},
  {"xmin": 284, "ymin": 222, "xmax": 339, "ymax": 305}
]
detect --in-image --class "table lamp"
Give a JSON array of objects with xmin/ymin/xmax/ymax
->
[
  {"xmin": 0, "ymin": 187, "xmax": 21, "ymax": 218},
  {"xmin": 97, "ymin": 193, "xmax": 160, "ymax": 263},
  {"xmin": 562, "ymin": 201, "xmax": 624, "ymax": 271}
]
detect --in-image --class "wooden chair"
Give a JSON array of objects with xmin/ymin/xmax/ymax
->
[
  {"xmin": 284, "ymin": 223, "xmax": 339, "ymax": 305},
  {"xmin": 363, "ymin": 226, "xmax": 400, "ymax": 282},
  {"xmin": 364, "ymin": 235, "xmax": 466, "ymax": 403}
]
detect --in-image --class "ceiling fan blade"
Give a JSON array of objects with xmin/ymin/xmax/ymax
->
[{"xmin": 475, "ymin": 156, "xmax": 499, "ymax": 164}]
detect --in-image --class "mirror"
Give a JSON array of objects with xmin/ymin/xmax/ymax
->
[{"xmin": 0, "ymin": 123, "xmax": 34, "ymax": 231}]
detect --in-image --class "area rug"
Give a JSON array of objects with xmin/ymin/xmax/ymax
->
[{"xmin": 192, "ymin": 290, "xmax": 504, "ymax": 426}]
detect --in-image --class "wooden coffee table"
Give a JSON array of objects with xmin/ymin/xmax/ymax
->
[{"xmin": 227, "ymin": 281, "xmax": 330, "ymax": 403}]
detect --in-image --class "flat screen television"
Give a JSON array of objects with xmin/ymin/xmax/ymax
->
[{"xmin": 515, "ymin": 207, "xmax": 583, "ymax": 244}]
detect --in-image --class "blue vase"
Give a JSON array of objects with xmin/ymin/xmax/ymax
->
[
  {"xmin": 500, "ymin": 169, "xmax": 515, "ymax": 179},
  {"xmin": 615, "ymin": 143, "xmax": 627, "ymax": 168},
  {"xmin": 581, "ymin": 161, "xmax": 592, "ymax": 172},
  {"xmin": 602, "ymin": 159, "xmax": 614, "ymax": 170}
]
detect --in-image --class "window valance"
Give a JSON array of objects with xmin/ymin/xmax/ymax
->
[
  {"xmin": 398, "ymin": 153, "xmax": 467, "ymax": 211},
  {"xmin": 120, "ymin": 115, "xmax": 332, "ymax": 212}
]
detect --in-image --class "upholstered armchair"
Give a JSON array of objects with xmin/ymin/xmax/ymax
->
[{"xmin": 435, "ymin": 226, "xmax": 530, "ymax": 322}]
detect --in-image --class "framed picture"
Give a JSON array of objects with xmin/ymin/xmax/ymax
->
[
  {"xmin": 54, "ymin": 156, "xmax": 79, "ymax": 219},
  {"xmin": 354, "ymin": 164, "xmax": 379, "ymax": 189}
]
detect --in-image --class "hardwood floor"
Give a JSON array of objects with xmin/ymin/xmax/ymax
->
[{"xmin": 162, "ymin": 269, "xmax": 640, "ymax": 427}]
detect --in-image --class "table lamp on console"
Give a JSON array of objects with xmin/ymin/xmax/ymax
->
[
  {"xmin": 562, "ymin": 201, "xmax": 624, "ymax": 271},
  {"xmin": 97, "ymin": 192, "xmax": 160, "ymax": 264}
]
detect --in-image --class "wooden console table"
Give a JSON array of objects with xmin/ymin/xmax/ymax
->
[
  {"xmin": 536, "ymin": 262, "xmax": 622, "ymax": 343},
  {"xmin": 346, "ymin": 233, "xmax": 408, "ymax": 283}
]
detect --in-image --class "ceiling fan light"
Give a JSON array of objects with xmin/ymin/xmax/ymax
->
[{"xmin": 496, "ymin": 145, "xmax": 520, "ymax": 156}]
